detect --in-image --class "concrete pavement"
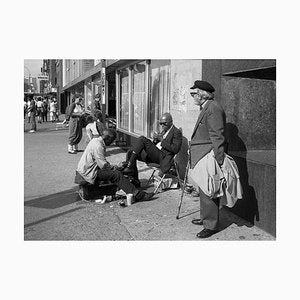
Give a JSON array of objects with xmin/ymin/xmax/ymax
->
[{"xmin": 24, "ymin": 118, "xmax": 275, "ymax": 240}]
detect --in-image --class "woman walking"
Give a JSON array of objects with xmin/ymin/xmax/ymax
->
[
  {"xmin": 28, "ymin": 98, "xmax": 37, "ymax": 133},
  {"xmin": 42, "ymin": 98, "xmax": 48, "ymax": 122},
  {"xmin": 67, "ymin": 96, "xmax": 84, "ymax": 154},
  {"xmin": 49, "ymin": 99, "xmax": 56, "ymax": 122},
  {"xmin": 36, "ymin": 97, "xmax": 43, "ymax": 123}
]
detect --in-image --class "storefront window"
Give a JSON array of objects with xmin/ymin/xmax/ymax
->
[
  {"xmin": 132, "ymin": 62, "xmax": 147, "ymax": 135},
  {"xmin": 149, "ymin": 60, "xmax": 170, "ymax": 134},
  {"xmin": 116, "ymin": 60, "xmax": 170, "ymax": 137},
  {"xmin": 85, "ymin": 80, "xmax": 93, "ymax": 110},
  {"xmin": 119, "ymin": 69, "xmax": 129, "ymax": 131}
]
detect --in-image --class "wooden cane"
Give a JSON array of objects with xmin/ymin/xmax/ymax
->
[{"xmin": 176, "ymin": 143, "xmax": 191, "ymax": 219}]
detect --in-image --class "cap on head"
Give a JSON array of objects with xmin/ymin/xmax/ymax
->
[{"xmin": 190, "ymin": 80, "xmax": 215, "ymax": 93}]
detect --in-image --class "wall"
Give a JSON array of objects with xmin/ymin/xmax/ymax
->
[
  {"xmin": 170, "ymin": 59, "xmax": 276, "ymax": 236},
  {"xmin": 219, "ymin": 59, "xmax": 276, "ymax": 236},
  {"xmin": 115, "ymin": 59, "xmax": 277, "ymax": 236},
  {"xmin": 168, "ymin": 60, "xmax": 202, "ymax": 177}
]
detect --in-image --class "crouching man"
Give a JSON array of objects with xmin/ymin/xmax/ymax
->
[{"xmin": 75, "ymin": 128, "xmax": 154, "ymax": 204}]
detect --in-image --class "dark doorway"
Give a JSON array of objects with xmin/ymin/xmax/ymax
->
[{"xmin": 107, "ymin": 72, "xmax": 116, "ymax": 118}]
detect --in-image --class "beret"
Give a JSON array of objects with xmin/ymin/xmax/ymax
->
[{"xmin": 190, "ymin": 80, "xmax": 215, "ymax": 93}]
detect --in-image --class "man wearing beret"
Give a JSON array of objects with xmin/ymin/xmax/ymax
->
[{"xmin": 189, "ymin": 80, "xmax": 227, "ymax": 238}]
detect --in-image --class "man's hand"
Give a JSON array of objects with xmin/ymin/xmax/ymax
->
[
  {"xmin": 153, "ymin": 132, "xmax": 163, "ymax": 142},
  {"xmin": 103, "ymin": 162, "xmax": 113, "ymax": 170}
]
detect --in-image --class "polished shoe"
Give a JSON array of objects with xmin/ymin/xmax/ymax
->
[
  {"xmin": 130, "ymin": 177, "xmax": 141, "ymax": 188},
  {"xmin": 123, "ymin": 153, "xmax": 138, "ymax": 175},
  {"xmin": 135, "ymin": 191, "xmax": 154, "ymax": 202},
  {"xmin": 122, "ymin": 167, "xmax": 135, "ymax": 176},
  {"xmin": 196, "ymin": 228, "xmax": 218, "ymax": 239},
  {"xmin": 191, "ymin": 218, "xmax": 203, "ymax": 225}
]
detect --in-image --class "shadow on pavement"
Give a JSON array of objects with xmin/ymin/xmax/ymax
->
[
  {"xmin": 24, "ymin": 207, "xmax": 85, "ymax": 228},
  {"xmin": 218, "ymin": 207, "xmax": 254, "ymax": 232},
  {"xmin": 25, "ymin": 187, "xmax": 80, "ymax": 209}
]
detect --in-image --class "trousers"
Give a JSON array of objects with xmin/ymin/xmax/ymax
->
[
  {"xmin": 199, "ymin": 188, "xmax": 220, "ymax": 231},
  {"xmin": 132, "ymin": 136, "xmax": 162, "ymax": 165},
  {"xmin": 96, "ymin": 169, "xmax": 135, "ymax": 195}
]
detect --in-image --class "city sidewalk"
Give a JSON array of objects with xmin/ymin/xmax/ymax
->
[{"xmin": 24, "ymin": 118, "xmax": 275, "ymax": 241}]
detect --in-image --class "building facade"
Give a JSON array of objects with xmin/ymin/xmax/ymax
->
[{"xmin": 58, "ymin": 59, "xmax": 276, "ymax": 236}]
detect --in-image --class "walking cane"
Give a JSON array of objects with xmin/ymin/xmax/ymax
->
[{"xmin": 176, "ymin": 142, "xmax": 191, "ymax": 219}]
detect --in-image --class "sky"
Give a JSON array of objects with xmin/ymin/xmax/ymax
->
[{"xmin": 24, "ymin": 59, "xmax": 43, "ymax": 78}]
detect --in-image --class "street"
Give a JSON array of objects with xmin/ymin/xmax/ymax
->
[{"xmin": 24, "ymin": 119, "xmax": 274, "ymax": 241}]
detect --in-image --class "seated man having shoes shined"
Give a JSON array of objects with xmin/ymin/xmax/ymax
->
[
  {"xmin": 122, "ymin": 113, "xmax": 183, "ymax": 186},
  {"xmin": 75, "ymin": 128, "xmax": 154, "ymax": 205}
]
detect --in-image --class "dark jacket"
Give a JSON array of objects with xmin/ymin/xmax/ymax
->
[
  {"xmin": 190, "ymin": 100, "xmax": 226, "ymax": 168},
  {"xmin": 157, "ymin": 125, "xmax": 182, "ymax": 173}
]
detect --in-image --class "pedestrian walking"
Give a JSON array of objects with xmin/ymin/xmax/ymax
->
[
  {"xmin": 27, "ymin": 99, "xmax": 31, "ymax": 123},
  {"xmin": 42, "ymin": 98, "xmax": 48, "ymax": 122},
  {"xmin": 67, "ymin": 96, "xmax": 84, "ymax": 154},
  {"xmin": 24, "ymin": 99, "xmax": 28, "ymax": 119},
  {"xmin": 28, "ymin": 98, "xmax": 37, "ymax": 133},
  {"xmin": 189, "ymin": 80, "xmax": 227, "ymax": 238},
  {"xmin": 36, "ymin": 97, "xmax": 43, "ymax": 123},
  {"xmin": 49, "ymin": 99, "xmax": 56, "ymax": 122},
  {"xmin": 53, "ymin": 98, "xmax": 59, "ymax": 121}
]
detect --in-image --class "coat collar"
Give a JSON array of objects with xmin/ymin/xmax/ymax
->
[{"xmin": 191, "ymin": 100, "xmax": 212, "ymax": 138}]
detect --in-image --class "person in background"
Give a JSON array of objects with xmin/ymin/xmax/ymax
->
[
  {"xmin": 24, "ymin": 99, "xmax": 28, "ymax": 120},
  {"xmin": 36, "ymin": 97, "xmax": 43, "ymax": 123},
  {"xmin": 27, "ymin": 98, "xmax": 31, "ymax": 123},
  {"xmin": 67, "ymin": 96, "xmax": 84, "ymax": 154},
  {"xmin": 53, "ymin": 98, "xmax": 59, "ymax": 121},
  {"xmin": 85, "ymin": 111, "xmax": 105, "ymax": 145},
  {"xmin": 28, "ymin": 97, "xmax": 37, "ymax": 133},
  {"xmin": 91, "ymin": 93, "xmax": 105, "ymax": 124},
  {"xmin": 189, "ymin": 80, "xmax": 227, "ymax": 239},
  {"xmin": 42, "ymin": 98, "xmax": 48, "ymax": 122},
  {"xmin": 49, "ymin": 99, "xmax": 56, "ymax": 122},
  {"xmin": 76, "ymin": 128, "xmax": 154, "ymax": 204}
]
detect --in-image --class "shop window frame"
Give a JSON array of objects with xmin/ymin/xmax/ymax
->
[{"xmin": 116, "ymin": 60, "xmax": 151, "ymax": 138}]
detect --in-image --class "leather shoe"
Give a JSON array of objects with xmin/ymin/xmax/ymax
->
[
  {"xmin": 191, "ymin": 218, "xmax": 203, "ymax": 225},
  {"xmin": 122, "ymin": 167, "xmax": 135, "ymax": 176},
  {"xmin": 196, "ymin": 228, "xmax": 218, "ymax": 239},
  {"xmin": 135, "ymin": 191, "xmax": 154, "ymax": 202}
]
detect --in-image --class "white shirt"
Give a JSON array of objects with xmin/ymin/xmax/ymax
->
[
  {"xmin": 36, "ymin": 100, "xmax": 43, "ymax": 108},
  {"xmin": 86, "ymin": 122, "xmax": 99, "ymax": 140},
  {"xmin": 76, "ymin": 137, "xmax": 108, "ymax": 184},
  {"xmin": 50, "ymin": 102, "xmax": 56, "ymax": 112},
  {"xmin": 156, "ymin": 125, "xmax": 174, "ymax": 150}
]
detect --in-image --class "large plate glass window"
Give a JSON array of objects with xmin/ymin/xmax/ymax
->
[
  {"xmin": 149, "ymin": 60, "xmax": 170, "ymax": 135},
  {"xmin": 119, "ymin": 68, "xmax": 129, "ymax": 131},
  {"xmin": 132, "ymin": 62, "xmax": 147, "ymax": 135}
]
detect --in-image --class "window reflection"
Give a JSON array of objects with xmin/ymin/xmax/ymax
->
[{"xmin": 120, "ymin": 69, "xmax": 129, "ymax": 130}]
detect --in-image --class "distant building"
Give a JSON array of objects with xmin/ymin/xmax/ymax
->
[{"xmin": 24, "ymin": 76, "xmax": 38, "ymax": 93}]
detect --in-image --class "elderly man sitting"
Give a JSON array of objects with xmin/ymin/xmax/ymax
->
[
  {"xmin": 75, "ymin": 128, "xmax": 154, "ymax": 204},
  {"xmin": 122, "ymin": 113, "xmax": 182, "ymax": 186}
]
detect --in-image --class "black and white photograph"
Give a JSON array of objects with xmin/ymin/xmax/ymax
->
[
  {"xmin": 2, "ymin": 1, "xmax": 300, "ymax": 300},
  {"xmin": 23, "ymin": 59, "xmax": 276, "ymax": 241}
]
